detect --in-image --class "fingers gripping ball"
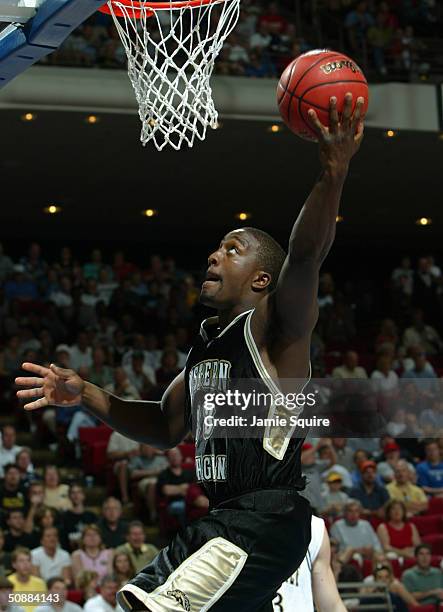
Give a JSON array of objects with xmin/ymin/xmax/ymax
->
[{"xmin": 277, "ymin": 50, "xmax": 369, "ymax": 141}]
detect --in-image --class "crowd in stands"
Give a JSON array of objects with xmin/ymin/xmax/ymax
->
[
  {"xmin": 34, "ymin": 0, "xmax": 442, "ymax": 81},
  {"xmin": 0, "ymin": 241, "xmax": 443, "ymax": 610}
]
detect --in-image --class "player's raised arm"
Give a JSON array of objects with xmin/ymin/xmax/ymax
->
[
  {"xmin": 272, "ymin": 94, "xmax": 364, "ymax": 345},
  {"xmin": 15, "ymin": 363, "xmax": 188, "ymax": 449}
]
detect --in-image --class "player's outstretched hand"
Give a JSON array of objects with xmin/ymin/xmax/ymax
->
[
  {"xmin": 15, "ymin": 363, "xmax": 84, "ymax": 410},
  {"xmin": 307, "ymin": 92, "xmax": 364, "ymax": 174}
]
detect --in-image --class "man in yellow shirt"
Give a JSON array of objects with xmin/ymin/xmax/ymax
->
[
  {"xmin": 387, "ymin": 461, "xmax": 429, "ymax": 515},
  {"xmin": 8, "ymin": 548, "xmax": 46, "ymax": 612}
]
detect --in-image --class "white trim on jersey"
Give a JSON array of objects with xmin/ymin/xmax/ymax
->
[
  {"xmin": 199, "ymin": 309, "xmax": 253, "ymax": 343},
  {"xmin": 274, "ymin": 516, "xmax": 325, "ymax": 612}
]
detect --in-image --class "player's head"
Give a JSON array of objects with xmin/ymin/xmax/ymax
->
[{"xmin": 200, "ymin": 228, "xmax": 286, "ymax": 310}]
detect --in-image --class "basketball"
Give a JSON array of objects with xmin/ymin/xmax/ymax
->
[{"xmin": 277, "ymin": 50, "xmax": 369, "ymax": 141}]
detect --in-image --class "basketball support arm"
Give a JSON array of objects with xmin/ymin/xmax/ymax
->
[{"xmin": 0, "ymin": 0, "xmax": 106, "ymax": 88}]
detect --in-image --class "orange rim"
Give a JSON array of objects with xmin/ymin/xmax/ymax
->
[{"xmin": 99, "ymin": 0, "xmax": 225, "ymax": 18}]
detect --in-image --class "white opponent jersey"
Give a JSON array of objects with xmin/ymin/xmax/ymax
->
[{"xmin": 273, "ymin": 515, "xmax": 325, "ymax": 612}]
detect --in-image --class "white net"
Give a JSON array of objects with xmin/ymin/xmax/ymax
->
[{"xmin": 106, "ymin": 0, "xmax": 241, "ymax": 150}]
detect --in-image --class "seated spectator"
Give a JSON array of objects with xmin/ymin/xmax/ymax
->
[
  {"xmin": 128, "ymin": 445, "xmax": 168, "ymax": 523},
  {"xmin": 375, "ymin": 319, "xmax": 399, "ymax": 352},
  {"xmin": 349, "ymin": 460, "xmax": 389, "ymax": 519},
  {"xmin": 0, "ymin": 529, "xmax": 12, "ymax": 576},
  {"xmin": 69, "ymin": 333, "xmax": 92, "ymax": 371},
  {"xmin": 33, "ymin": 508, "xmax": 59, "ymax": 541},
  {"xmin": 15, "ymin": 449, "xmax": 36, "ymax": 488},
  {"xmin": 156, "ymin": 448, "xmax": 194, "ymax": 528},
  {"xmin": 386, "ymin": 461, "xmax": 428, "ymax": 515},
  {"xmin": 83, "ymin": 575, "xmax": 121, "ymax": 612},
  {"xmin": 112, "ymin": 553, "xmax": 135, "ymax": 589},
  {"xmin": 344, "ymin": 0, "xmax": 374, "ymax": 56},
  {"xmin": 320, "ymin": 472, "xmax": 349, "ymax": 517},
  {"xmin": 0, "ymin": 575, "xmax": 25, "ymax": 612},
  {"xmin": 4, "ymin": 510, "xmax": 39, "ymax": 552},
  {"xmin": 75, "ymin": 570, "xmax": 99, "ymax": 602},
  {"xmin": 31, "ymin": 527, "xmax": 72, "ymax": 586},
  {"xmin": 402, "ymin": 544, "xmax": 443, "ymax": 606},
  {"xmin": 71, "ymin": 525, "xmax": 113, "ymax": 583},
  {"xmin": 318, "ymin": 442, "xmax": 352, "ymax": 489},
  {"xmin": 24, "ymin": 483, "xmax": 45, "ymax": 535},
  {"xmin": 367, "ymin": 12, "xmax": 392, "ymax": 76},
  {"xmin": 123, "ymin": 352, "xmax": 156, "ymax": 399},
  {"xmin": 249, "ymin": 22, "xmax": 271, "ymax": 51},
  {"xmin": 349, "ymin": 449, "xmax": 371, "ymax": 487},
  {"xmin": 0, "ymin": 427, "xmax": 22, "ymax": 478},
  {"xmin": 115, "ymin": 521, "xmax": 158, "ymax": 574},
  {"xmin": 403, "ymin": 309, "xmax": 443, "ymax": 356},
  {"xmin": 106, "ymin": 433, "xmax": 139, "ymax": 505},
  {"xmin": 416, "ymin": 439, "xmax": 443, "ymax": 496},
  {"xmin": 332, "ymin": 351, "xmax": 368, "ymax": 379},
  {"xmin": 419, "ymin": 398, "xmax": 443, "ymax": 434},
  {"xmin": 329, "ymin": 500, "xmax": 382, "ymax": 563},
  {"xmin": 185, "ymin": 484, "xmax": 209, "ymax": 523},
  {"xmin": 42, "ymin": 467, "xmax": 72, "ymax": 513},
  {"xmin": 104, "ymin": 368, "xmax": 140, "ymax": 401},
  {"xmin": 368, "ymin": 563, "xmax": 418, "ymax": 610},
  {"xmin": 61, "ymin": 484, "xmax": 97, "ymax": 550},
  {"xmin": 96, "ymin": 498, "xmax": 127, "ymax": 549},
  {"xmin": 402, "ymin": 349, "xmax": 439, "ymax": 396},
  {"xmin": 377, "ymin": 441, "xmax": 414, "ymax": 483},
  {"xmin": 370, "ymin": 355, "xmax": 398, "ymax": 394},
  {"xmin": 376, "ymin": 500, "xmax": 420, "ymax": 560},
  {"xmin": 244, "ymin": 50, "xmax": 276, "ymax": 78},
  {"xmin": 386, "ymin": 407, "xmax": 408, "ymax": 437},
  {"xmin": 34, "ymin": 576, "xmax": 82, "ymax": 612},
  {"xmin": 332, "ymin": 438, "xmax": 355, "ymax": 472},
  {"xmin": 88, "ymin": 348, "xmax": 113, "ymax": 389},
  {"xmin": 0, "ymin": 465, "xmax": 27, "ymax": 516},
  {"xmin": 8, "ymin": 548, "xmax": 47, "ymax": 609},
  {"xmin": 257, "ymin": 1, "xmax": 288, "ymax": 34},
  {"xmin": 300, "ymin": 442, "xmax": 328, "ymax": 511},
  {"xmin": 155, "ymin": 351, "xmax": 181, "ymax": 393}
]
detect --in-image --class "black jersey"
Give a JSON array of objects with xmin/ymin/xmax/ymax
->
[{"xmin": 185, "ymin": 308, "xmax": 308, "ymax": 506}]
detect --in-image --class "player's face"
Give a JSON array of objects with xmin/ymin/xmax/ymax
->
[{"xmin": 200, "ymin": 230, "xmax": 263, "ymax": 309}]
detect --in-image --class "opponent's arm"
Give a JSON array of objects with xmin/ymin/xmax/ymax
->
[
  {"xmin": 312, "ymin": 528, "xmax": 347, "ymax": 612},
  {"xmin": 254, "ymin": 95, "xmax": 364, "ymax": 376},
  {"xmin": 16, "ymin": 363, "xmax": 188, "ymax": 449}
]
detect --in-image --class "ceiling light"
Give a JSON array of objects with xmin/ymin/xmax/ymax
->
[
  {"xmin": 336, "ymin": 215, "xmax": 344, "ymax": 223},
  {"xmin": 268, "ymin": 124, "xmax": 282, "ymax": 133},
  {"xmin": 142, "ymin": 209, "xmax": 157, "ymax": 217},
  {"xmin": 44, "ymin": 205, "xmax": 62, "ymax": 214},
  {"xmin": 21, "ymin": 112, "xmax": 36, "ymax": 122},
  {"xmin": 416, "ymin": 217, "xmax": 432, "ymax": 226},
  {"xmin": 235, "ymin": 212, "xmax": 251, "ymax": 221},
  {"xmin": 85, "ymin": 115, "xmax": 99, "ymax": 124},
  {"xmin": 385, "ymin": 129, "xmax": 396, "ymax": 138}
]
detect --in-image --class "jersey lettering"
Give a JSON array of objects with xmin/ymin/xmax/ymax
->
[{"xmin": 195, "ymin": 454, "xmax": 227, "ymax": 482}]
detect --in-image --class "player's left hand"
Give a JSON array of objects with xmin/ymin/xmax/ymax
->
[{"xmin": 307, "ymin": 93, "xmax": 364, "ymax": 176}]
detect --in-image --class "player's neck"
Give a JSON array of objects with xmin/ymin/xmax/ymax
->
[{"xmin": 217, "ymin": 303, "xmax": 255, "ymax": 330}]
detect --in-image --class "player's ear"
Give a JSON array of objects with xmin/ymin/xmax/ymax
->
[{"xmin": 251, "ymin": 271, "xmax": 271, "ymax": 292}]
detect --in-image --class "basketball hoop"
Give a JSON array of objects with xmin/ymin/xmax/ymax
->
[{"xmin": 99, "ymin": 0, "xmax": 240, "ymax": 150}]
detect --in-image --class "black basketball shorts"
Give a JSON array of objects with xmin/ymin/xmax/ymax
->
[{"xmin": 117, "ymin": 489, "xmax": 311, "ymax": 612}]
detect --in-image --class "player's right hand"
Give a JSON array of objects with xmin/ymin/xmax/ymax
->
[{"xmin": 15, "ymin": 363, "xmax": 85, "ymax": 410}]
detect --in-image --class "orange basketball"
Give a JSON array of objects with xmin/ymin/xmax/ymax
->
[{"xmin": 277, "ymin": 49, "xmax": 369, "ymax": 141}]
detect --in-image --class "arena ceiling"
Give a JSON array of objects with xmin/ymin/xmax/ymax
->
[{"xmin": 1, "ymin": 109, "xmax": 442, "ymax": 262}]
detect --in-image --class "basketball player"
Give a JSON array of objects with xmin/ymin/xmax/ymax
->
[
  {"xmin": 16, "ymin": 94, "xmax": 364, "ymax": 612},
  {"xmin": 274, "ymin": 515, "xmax": 346, "ymax": 612}
]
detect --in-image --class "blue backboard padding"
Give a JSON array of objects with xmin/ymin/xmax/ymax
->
[
  {"xmin": 28, "ymin": 0, "xmax": 105, "ymax": 47},
  {"xmin": 0, "ymin": 27, "xmax": 54, "ymax": 84}
]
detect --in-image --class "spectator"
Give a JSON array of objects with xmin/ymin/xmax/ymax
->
[
  {"xmin": 386, "ymin": 461, "xmax": 428, "ymax": 515},
  {"xmin": 115, "ymin": 521, "xmax": 158, "ymax": 573},
  {"xmin": 96, "ymin": 498, "xmax": 127, "ymax": 549},
  {"xmin": 31, "ymin": 527, "xmax": 72, "ymax": 585},
  {"xmin": 33, "ymin": 508, "xmax": 58, "ymax": 541},
  {"xmin": 419, "ymin": 398, "xmax": 443, "ymax": 434},
  {"xmin": 88, "ymin": 348, "xmax": 113, "ymax": 388},
  {"xmin": 258, "ymin": 2, "xmax": 288, "ymax": 34},
  {"xmin": 249, "ymin": 22, "xmax": 271, "ymax": 51},
  {"xmin": 375, "ymin": 319, "xmax": 399, "ymax": 352},
  {"xmin": 317, "ymin": 443, "xmax": 352, "ymax": 489},
  {"xmin": 403, "ymin": 309, "xmax": 443, "ymax": 356},
  {"xmin": 332, "ymin": 351, "xmax": 368, "ymax": 379},
  {"xmin": 344, "ymin": 1, "xmax": 374, "ymax": 56},
  {"xmin": 123, "ymin": 352, "xmax": 156, "ymax": 399},
  {"xmin": 402, "ymin": 543, "xmax": 443, "ymax": 606},
  {"xmin": 185, "ymin": 483, "xmax": 209, "ymax": 523},
  {"xmin": 332, "ymin": 438, "xmax": 355, "ymax": 472},
  {"xmin": 83, "ymin": 575, "xmax": 122, "ymax": 612},
  {"xmin": 367, "ymin": 12, "xmax": 392, "ymax": 75},
  {"xmin": 71, "ymin": 525, "xmax": 113, "ymax": 583},
  {"xmin": 329, "ymin": 500, "xmax": 382, "ymax": 562},
  {"xmin": 34, "ymin": 576, "xmax": 82, "ymax": 612},
  {"xmin": 106, "ymin": 433, "xmax": 139, "ymax": 505},
  {"xmin": 42, "ymin": 467, "xmax": 72, "ymax": 512},
  {"xmin": 370, "ymin": 563, "xmax": 418, "ymax": 610},
  {"xmin": 391, "ymin": 257, "xmax": 413, "ymax": 300},
  {"xmin": 402, "ymin": 348, "xmax": 439, "ymax": 396},
  {"xmin": 320, "ymin": 472, "xmax": 349, "ymax": 517},
  {"xmin": 376, "ymin": 500, "xmax": 420, "ymax": 560},
  {"xmin": 69, "ymin": 333, "xmax": 92, "ymax": 371},
  {"xmin": 8, "ymin": 548, "xmax": 47, "ymax": 610},
  {"xmin": 0, "ymin": 465, "xmax": 27, "ymax": 515},
  {"xmin": 24, "ymin": 483, "xmax": 45, "ymax": 535},
  {"xmin": 75, "ymin": 571, "xmax": 99, "ymax": 602},
  {"xmin": 112, "ymin": 553, "xmax": 135, "ymax": 589},
  {"xmin": 104, "ymin": 368, "xmax": 140, "ymax": 401},
  {"xmin": 0, "ymin": 427, "xmax": 22, "ymax": 478},
  {"xmin": 156, "ymin": 448, "xmax": 194, "ymax": 528},
  {"xmin": 377, "ymin": 441, "xmax": 415, "ymax": 483},
  {"xmin": 4, "ymin": 510, "xmax": 39, "ymax": 552},
  {"xmin": 300, "ymin": 442, "xmax": 327, "ymax": 511},
  {"xmin": 128, "ymin": 445, "xmax": 168, "ymax": 524},
  {"xmin": 416, "ymin": 439, "xmax": 443, "ymax": 496},
  {"xmin": 155, "ymin": 351, "xmax": 181, "ymax": 393},
  {"xmin": 349, "ymin": 460, "xmax": 389, "ymax": 519},
  {"xmin": 0, "ymin": 576, "xmax": 25, "ymax": 612},
  {"xmin": 370, "ymin": 355, "xmax": 398, "ymax": 394},
  {"xmin": 15, "ymin": 449, "xmax": 36, "ymax": 487},
  {"xmin": 386, "ymin": 407, "xmax": 408, "ymax": 437},
  {"xmin": 0, "ymin": 529, "xmax": 12, "ymax": 576},
  {"xmin": 61, "ymin": 485, "xmax": 97, "ymax": 550}
]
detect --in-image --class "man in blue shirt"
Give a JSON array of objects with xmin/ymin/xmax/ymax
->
[
  {"xmin": 417, "ymin": 440, "xmax": 443, "ymax": 496},
  {"xmin": 349, "ymin": 460, "xmax": 389, "ymax": 519}
]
